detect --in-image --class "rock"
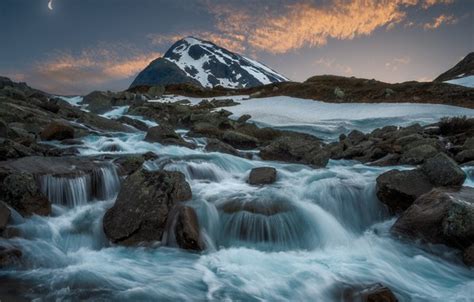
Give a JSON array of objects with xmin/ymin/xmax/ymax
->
[
  {"xmin": 400, "ymin": 145, "xmax": 438, "ymax": 165},
  {"xmin": 376, "ymin": 169, "xmax": 433, "ymax": 213},
  {"xmin": 0, "ymin": 246, "xmax": 22, "ymax": 268},
  {"xmin": 114, "ymin": 155, "xmax": 145, "ymax": 176},
  {"xmin": 392, "ymin": 187, "xmax": 474, "ymax": 249},
  {"xmin": 81, "ymin": 91, "xmax": 113, "ymax": 114},
  {"xmin": 260, "ymin": 134, "xmax": 329, "ymax": 167},
  {"xmin": 60, "ymin": 139, "xmax": 84, "ymax": 145},
  {"xmin": 103, "ymin": 170, "xmax": 192, "ymax": 246},
  {"xmin": 334, "ymin": 87, "xmax": 345, "ymax": 98},
  {"xmin": 463, "ymin": 245, "xmax": 474, "ymax": 267},
  {"xmin": 455, "ymin": 149, "xmax": 474, "ymax": 164},
  {"xmin": 145, "ymin": 125, "xmax": 195, "ymax": 148},
  {"xmin": 147, "ymin": 85, "xmax": 165, "ymax": 98},
  {"xmin": 170, "ymin": 205, "xmax": 203, "ymax": 251},
  {"xmin": 237, "ymin": 114, "xmax": 251, "ymax": 123},
  {"xmin": 0, "ymin": 201, "xmax": 10, "ymax": 231},
  {"xmin": 248, "ymin": 167, "xmax": 277, "ymax": 185},
  {"xmin": 463, "ymin": 137, "xmax": 474, "ymax": 150},
  {"xmin": 347, "ymin": 130, "xmax": 366, "ymax": 145},
  {"xmin": 117, "ymin": 116, "xmax": 149, "ymax": 131},
  {"xmin": 358, "ymin": 283, "xmax": 398, "ymax": 302},
  {"xmin": 421, "ymin": 153, "xmax": 466, "ymax": 187},
  {"xmin": 204, "ymin": 138, "xmax": 240, "ymax": 156},
  {"xmin": 0, "ymin": 171, "xmax": 51, "ymax": 217},
  {"xmin": 40, "ymin": 121, "xmax": 74, "ymax": 141},
  {"xmin": 222, "ymin": 131, "xmax": 258, "ymax": 149},
  {"xmin": 0, "ymin": 119, "xmax": 8, "ymax": 138},
  {"xmin": 219, "ymin": 198, "xmax": 293, "ymax": 216}
]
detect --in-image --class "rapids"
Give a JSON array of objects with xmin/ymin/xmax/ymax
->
[{"xmin": 1, "ymin": 97, "xmax": 473, "ymax": 301}]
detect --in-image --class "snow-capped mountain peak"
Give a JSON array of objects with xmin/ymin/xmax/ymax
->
[{"xmin": 130, "ymin": 36, "xmax": 288, "ymax": 89}]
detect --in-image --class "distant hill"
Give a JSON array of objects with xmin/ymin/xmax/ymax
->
[
  {"xmin": 434, "ymin": 53, "xmax": 474, "ymax": 88},
  {"xmin": 130, "ymin": 37, "xmax": 288, "ymax": 89}
]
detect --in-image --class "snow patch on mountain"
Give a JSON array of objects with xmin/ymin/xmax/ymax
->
[
  {"xmin": 162, "ymin": 37, "xmax": 288, "ymax": 88},
  {"xmin": 444, "ymin": 75, "xmax": 474, "ymax": 88}
]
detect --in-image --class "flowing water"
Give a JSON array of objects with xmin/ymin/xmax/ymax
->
[{"xmin": 1, "ymin": 97, "xmax": 474, "ymax": 301}]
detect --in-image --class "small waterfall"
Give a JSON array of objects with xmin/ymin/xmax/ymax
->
[{"xmin": 39, "ymin": 164, "xmax": 120, "ymax": 207}]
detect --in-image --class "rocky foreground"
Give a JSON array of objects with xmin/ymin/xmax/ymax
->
[{"xmin": 0, "ymin": 76, "xmax": 473, "ymax": 300}]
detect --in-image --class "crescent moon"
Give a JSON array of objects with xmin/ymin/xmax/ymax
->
[{"xmin": 48, "ymin": 0, "xmax": 53, "ymax": 10}]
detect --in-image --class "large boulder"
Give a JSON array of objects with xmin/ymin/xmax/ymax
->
[
  {"xmin": 248, "ymin": 167, "xmax": 277, "ymax": 185},
  {"xmin": 103, "ymin": 170, "xmax": 196, "ymax": 248},
  {"xmin": 40, "ymin": 121, "xmax": 74, "ymax": 141},
  {"xmin": 145, "ymin": 125, "xmax": 195, "ymax": 148},
  {"xmin": 81, "ymin": 91, "xmax": 114, "ymax": 114},
  {"xmin": 391, "ymin": 187, "xmax": 474, "ymax": 250},
  {"xmin": 341, "ymin": 283, "xmax": 398, "ymax": 302},
  {"xmin": 376, "ymin": 169, "xmax": 433, "ymax": 213},
  {"xmin": 420, "ymin": 153, "xmax": 466, "ymax": 187},
  {"xmin": 399, "ymin": 145, "xmax": 438, "ymax": 165}
]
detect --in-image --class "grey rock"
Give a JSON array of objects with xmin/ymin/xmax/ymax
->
[
  {"xmin": 248, "ymin": 167, "xmax": 277, "ymax": 185},
  {"xmin": 421, "ymin": 153, "xmax": 466, "ymax": 187}
]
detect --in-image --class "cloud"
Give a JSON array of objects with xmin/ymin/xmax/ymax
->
[
  {"xmin": 423, "ymin": 14, "xmax": 458, "ymax": 30},
  {"xmin": 314, "ymin": 58, "xmax": 353, "ymax": 75},
  {"xmin": 194, "ymin": 0, "xmax": 458, "ymax": 54},
  {"xmin": 19, "ymin": 45, "xmax": 160, "ymax": 94},
  {"xmin": 385, "ymin": 56, "xmax": 411, "ymax": 71}
]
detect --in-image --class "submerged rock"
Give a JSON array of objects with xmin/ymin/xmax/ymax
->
[
  {"xmin": 391, "ymin": 187, "xmax": 474, "ymax": 250},
  {"xmin": 0, "ymin": 201, "xmax": 11, "ymax": 231},
  {"xmin": 248, "ymin": 167, "xmax": 277, "ymax": 185},
  {"xmin": 0, "ymin": 246, "xmax": 22, "ymax": 268},
  {"xmin": 103, "ymin": 169, "xmax": 194, "ymax": 247}
]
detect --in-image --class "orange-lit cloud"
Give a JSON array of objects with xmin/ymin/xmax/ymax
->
[
  {"xmin": 423, "ymin": 14, "xmax": 458, "ymax": 30},
  {"xmin": 191, "ymin": 0, "xmax": 458, "ymax": 54},
  {"xmin": 25, "ymin": 45, "xmax": 160, "ymax": 94}
]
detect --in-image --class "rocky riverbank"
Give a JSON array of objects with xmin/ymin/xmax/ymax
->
[{"xmin": 0, "ymin": 76, "xmax": 473, "ymax": 300}]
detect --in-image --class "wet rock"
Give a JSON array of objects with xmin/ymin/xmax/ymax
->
[
  {"xmin": 463, "ymin": 245, "xmax": 474, "ymax": 267},
  {"xmin": 0, "ymin": 201, "xmax": 10, "ymax": 232},
  {"xmin": 260, "ymin": 134, "xmax": 329, "ymax": 167},
  {"xmin": 399, "ymin": 145, "xmax": 438, "ymax": 165},
  {"xmin": 116, "ymin": 116, "xmax": 149, "ymax": 131},
  {"xmin": 219, "ymin": 198, "xmax": 293, "ymax": 216},
  {"xmin": 60, "ymin": 138, "xmax": 84, "ymax": 145},
  {"xmin": 392, "ymin": 187, "xmax": 474, "ymax": 250},
  {"xmin": 114, "ymin": 155, "xmax": 145, "ymax": 176},
  {"xmin": 463, "ymin": 137, "xmax": 474, "ymax": 150},
  {"xmin": 248, "ymin": 167, "xmax": 277, "ymax": 185},
  {"xmin": 172, "ymin": 205, "xmax": 203, "ymax": 251},
  {"xmin": 222, "ymin": 131, "xmax": 258, "ymax": 149},
  {"xmin": 421, "ymin": 153, "xmax": 466, "ymax": 187},
  {"xmin": 204, "ymin": 138, "xmax": 240, "ymax": 156},
  {"xmin": 40, "ymin": 121, "xmax": 74, "ymax": 141},
  {"xmin": 81, "ymin": 91, "xmax": 114, "ymax": 114},
  {"xmin": 145, "ymin": 125, "xmax": 195, "ymax": 148},
  {"xmin": 0, "ymin": 246, "xmax": 22, "ymax": 268},
  {"xmin": 344, "ymin": 283, "xmax": 398, "ymax": 302},
  {"xmin": 347, "ymin": 130, "xmax": 366, "ymax": 145},
  {"xmin": 0, "ymin": 171, "xmax": 51, "ymax": 217},
  {"xmin": 376, "ymin": 169, "xmax": 433, "ymax": 213},
  {"xmin": 103, "ymin": 170, "xmax": 192, "ymax": 246},
  {"xmin": 0, "ymin": 119, "xmax": 8, "ymax": 138},
  {"xmin": 455, "ymin": 149, "xmax": 474, "ymax": 164},
  {"xmin": 210, "ymin": 98, "xmax": 239, "ymax": 107}
]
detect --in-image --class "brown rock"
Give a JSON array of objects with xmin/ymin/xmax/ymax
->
[
  {"xmin": 40, "ymin": 121, "xmax": 74, "ymax": 141},
  {"xmin": 248, "ymin": 167, "xmax": 277, "ymax": 185}
]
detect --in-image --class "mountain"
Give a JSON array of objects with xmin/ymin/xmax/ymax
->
[
  {"xmin": 130, "ymin": 37, "xmax": 288, "ymax": 89},
  {"xmin": 434, "ymin": 52, "xmax": 474, "ymax": 88}
]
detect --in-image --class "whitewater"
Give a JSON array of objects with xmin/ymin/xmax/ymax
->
[{"xmin": 1, "ymin": 96, "xmax": 473, "ymax": 301}]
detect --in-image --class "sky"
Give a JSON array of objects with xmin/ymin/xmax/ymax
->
[{"xmin": 0, "ymin": 0, "xmax": 472, "ymax": 95}]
